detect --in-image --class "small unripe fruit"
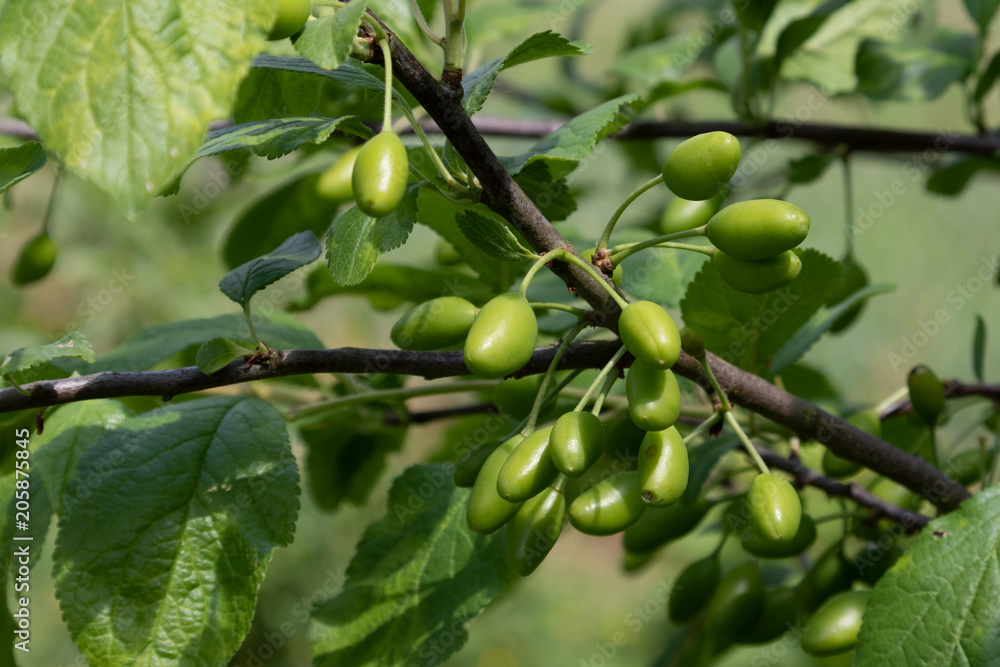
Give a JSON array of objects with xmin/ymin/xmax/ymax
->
[
  {"xmin": 740, "ymin": 513, "xmax": 816, "ymax": 558},
  {"xmin": 747, "ymin": 473, "xmax": 801, "ymax": 544},
  {"xmin": 668, "ymin": 556, "xmax": 721, "ymax": 624},
  {"xmin": 497, "ymin": 426, "xmax": 558, "ymax": 502},
  {"xmin": 505, "ymin": 487, "xmax": 565, "ymax": 576},
  {"xmin": 731, "ymin": 587, "xmax": 799, "ymax": 644},
  {"xmin": 268, "ymin": 0, "xmax": 311, "ymax": 40},
  {"xmin": 626, "ymin": 361, "xmax": 681, "ymax": 432},
  {"xmin": 801, "ymin": 590, "xmax": 870, "ymax": 657},
  {"xmin": 352, "ymin": 132, "xmax": 409, "ymax": 218},
  {"xmin": 659, "ymin": 194, "xmax": 723, "ymax": 235},
  {"xmin": 466, "ymin": 437, "xmax": 522, "ymax": 534},
  {"xmin": 316, "ymin": 146, "xmax": 363, "ymax": 201},
  {"xmin": 662, "ymin": 132, "xmax": 741, "ymax": 201},
  {"xmin": 712, "ymin": 249, "xmax": 802, "ymax": 294},
  {"xmin": 705, "ymin": 562, "xmax": 765, "ymax": 633},
  {"xmin": 679, "ymin": 327, "xmax": 705, "ymax": 359},
  {"xmin": 618, "ymin": 301, "xmax": 681, "ymax": 369},
  {"xmin": 464, "ymin": 292, "xmax": 538, "ymax": 379},
  {"xmin": 706, "ymin": 199, "xmax": 810, "ymax": 260},
  {"xmin": 549, "ymin": 411, "xmax": 605, "ymax": 477},
  {"xmin": 637, "ymin": 426, "xmax": 688, "ymax": 507},
  {"xmin": 622, "ymin": 499, "xmax": 709, "ymax": 553},
  {"xmin": 568, "ymin": 471, "xmax": 646, "ymax": 536},
  {"xmin": 907, "ymin": 364, "xmax": 946, "ymax": 426},
  {"xmin": 12, "ymin": 233, "xmax": 57, "ymax": 285},
  {"xmin": 390, "ymin": 296, "xmax": 477, "ymax": 351},
  {"xmin": 453, "ymin": 440, "xmax": 503, "ymax": 488}
]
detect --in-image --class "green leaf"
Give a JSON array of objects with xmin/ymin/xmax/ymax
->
[
  {"xmin": 222, "ymin": 172, "xmax": 344, "ymax": 269},
  {"xmin": 219, "ymin": 231, "xmax": 322, "ymax": 308},
  {"xmin": 681, "ymin": 434, "xmax": 740, "ymax": 504},
  {"xmin": 293, "ymin": 263, "xmax": 492, "ymax": 311},
  {"xmin": 772, "ymin": 0, "xmax": 924, "ymax": 94},
  {"xmin": 512, "ymin": 161, "xmax": 578, "ymax": 222},
  {"xmin": 735, "ymin": 0, "xmax": 778, "ymax": 31},
  {"xmin": 1, "ymin": 332, "xmax": 95, "ymax": 380},
  {"xmin": 299, "ymin": 415, "xmax": 407, "ymax": 511},
  {"xmin": 326, "ymin": 184, "xmax": 420, "ymax": 286},
  {"xmin": 464, "ymin": 1, "xmax": 596, "ymax": 48},
  {"xmin": 295, "ymin": 0, "xmax": 369, "ymax": 69},
  {"xmin": 501, "ymin": 94, "xmax": 640, "ymax": 177},
  {"xmin": 252, "ymin": 55, "xmax": 411, "ymax": 109},
  {"xmin": 197, "ymin": 116, "xmax": 372, "ymax": 162},
  {"xmin": 855, "ymin": 485, "xmax": 1000, "ymax": 666},
  {"xmin": 0, "ymin": 400, "xmax": 132, "ymax": 568},
  {"xmin": 195, "ymin": 338, "xmax": 256, "ymax": 375},
  {"xmin": 456, "ymin": 210, "xmax": 534, "ymax": 262},
  {"xmin": 0, "ymin": 141, "xmax": 46, "ymax": 195},
  {"xmin": 90, "ymin": 312, "xmax": 322, "ymax": 373},
  {"xmin": 611, "ymin": 32, "xmax": 706, "ymax": 89},
  {"xmin": 680, "ymin": 249, "xmax": 841, "ymax": 373},
  {"xmin": 927, "ymin": 156, "xmax": 1000, "ymax": 196},
  {"xmin": 770, "ymin": 282, "xmax": 896, "ymax": 377},
  {"xmin": 963, "ymin": 0, "xmax": 1000, "ymax": 33},
  {"xmin": 233, "ymin": 68, "xmax": 322, "ymax": 124},
  {"xmin": 787, "ymin": 153, "xmax": 835, "ymax": 184},
  {"xmin": 53, "ymin": 396, "xmax": 299, "ymax": 667},
  {"xmin": 973, "ymin": 314, "xmax": 986, "ymax": 382},
  {"xmin": 772, "ymin": 0, "xmax": 852, "ymax": 68},
  {"xmin": 463, "ymin": 30, "xmax": 593, "ymax": 116},
  {"xmin": 416, "ymin": 192, "xmax": 507, "ymax": 289},
  {"xmin": 311, "ymin": 464, "xmax": 507, "ymax": 667},
  {"xmin": 856, "ymin": 37, "xmax": 975, "ymax": 101},
  {"xmin": 0, "ymin": 0, "xmax": 273, "ymax": 217},
  {"xmin": 973, "ymin": 50, "xmax": 1000, "ymax": 102}
]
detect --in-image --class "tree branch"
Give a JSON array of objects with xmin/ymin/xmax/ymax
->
[
  {"xmin": 361, "ymin": 23, "xmax": 970, "ymax": 512},
  {"xmin": 757, "ymin": 445, "xmax": 929, "ymax": 531}
]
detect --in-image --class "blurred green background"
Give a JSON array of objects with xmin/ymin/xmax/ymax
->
[{"xmin": 2, "ymin": 0, "xmax": 998, "ymax": 665}]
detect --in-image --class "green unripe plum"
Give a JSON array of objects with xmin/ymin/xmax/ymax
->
[
  {"xmin": 505, "ymin": 487, "xmax": 565, "ymax": 576},
  {"xmin": 668, "ymin": 555, "xmax": 721, "ymax": 625},
  {"xmin": 497, "ymin": 426, "xmax": 558, "ymax": 502},
  {"xmin": 550, "ymin": 411, "xmax": 605, "ymax": 477},
  {"xmin": 828, "ymin": 256, "xmax": 869, "ymax": 333},
  {"xmin": 801, "ymin": 590, "xmax": 870, "ymax": 657},
  {"xmin": 12, "ymin": 233, "xmax": 57, "ymax": 286},
  {"xmin": 732, "ymin": 587, "xmax": 798, "ymax": 644},
  {"xmin": 907, "ymin": 364, "xmax": 946, "ymax": 426},
  {"xmin": 316, "ymin": 145, "xmax": 362, "ymax": 201},
  {"xmin": 852, "ymin": 477, "xmax": 920, "ymax": 539},
  {"xmin": 662, "ymin": 132, "xmax": 741, "ymax": 201},
  {"xmin": 622, "ymin": 549, "xmax": 656, "ymax": 573},
  {"xmin": 740, "ymin": 513, "xmax": 816, "ymax": 558},
  {"xmin": 823, "ymin": 410, "xmax": 880, "ymax": 478},
  {"xmin": 626, "ymin": 362, "xmax": 681, "ymax": 431},
  {"xmin": 453, "ymin": 439, "xmax": 504, "ymax": 488},
  {"xmin": 679, "ymin": 327, "xmax": 705, "ymax": 359},
  {"xmin": 704, "ymin": 562, "xmax": 766, "ymax": 633},
  {"xmin": 464, "ymin": 292, "xmax": 538, "ymax": 378},
  {"xmin": 659, "ymin": 194, "xmax": 724, "ymax": 235},
  {"xmin": 466, "ymin": 437, "xmax": 522, "ymax": 534},
  {"xmin": 618, "ymin": 301, "xmax": 681, "ymax": 369},
  {"xmin": 637, "ymin": 427, "xmax": 688, "ymax": 507},
  {"xmin": 435, "ymin": 238, "xmax": 463, "ymax": 266},
  {"xmin": 796, "ymin": 542, "xmax": 855, "ymax": 613},
  {"xmin": 623, "ymin": 499, "xmax": 709, "ymax": 553},
  {"xmin": 706, "ymin": 199, "xmax": 810, "ymax": 260},
  {"xmin": 390, "ymin": 296, "xmax": 478, "ymax": 351},
  {"xmin": 352, "ymin": 131, "xmax": 409, "ymax": 218},
  {"xmin": 747, "ymin": 473, "xmax": 802, "ymax": 544},
  {"xmin": 712, "ymin": 249, "xmax": 802, "ymax": 294},
  {"xmin": 584, "ymin": 247, "xmax": 623, "ymax": 285},
  {"xmin": 493, "ymin": 376, "xmax": 542, "ymax": 420},
  {"xmin": 267, "ymin": 0, "xmax": 311, "ymax": 40},
  {"xmin": 568, "ymin": 471, "xmax": 646, "ymax": 536}
]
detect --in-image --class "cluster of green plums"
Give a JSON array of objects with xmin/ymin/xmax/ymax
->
[{"xmin": 658, "ymin": 131, "xmax": 811, "ymax": 295}]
